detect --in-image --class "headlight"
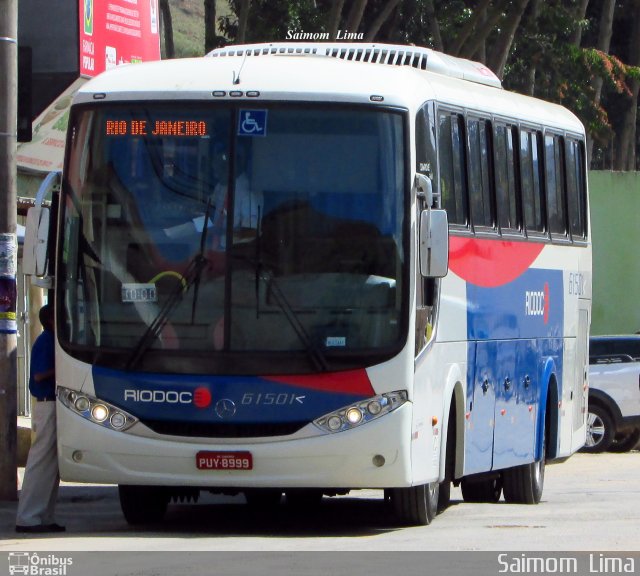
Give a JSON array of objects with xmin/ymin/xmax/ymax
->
[
  {"xmin": 57, "ymin": 386, "xmax": 138, "ymax": 432},
  {"xmin": 313, "ymin": 391, "xmax": 408, "ymax": 433}
]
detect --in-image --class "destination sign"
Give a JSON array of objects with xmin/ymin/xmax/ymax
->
[{"xmin": 105, "ymin": 119, "xmax": 208, "ymax": 137}]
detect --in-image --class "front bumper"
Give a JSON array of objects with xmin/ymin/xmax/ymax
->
[{"xmin": 57, "ymin": 402, "xmax": 414, "ymax": 489}]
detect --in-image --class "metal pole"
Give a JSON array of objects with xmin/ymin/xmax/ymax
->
[{"xmin": 0, "ymin": 0, "xmax": 19, "ymax": 501}]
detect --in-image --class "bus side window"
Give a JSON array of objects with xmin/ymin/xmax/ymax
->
[
  {"xmin": 467, "ymin": 118, "xmax": 494, "ymax": 229},
  {"xmin": 565, "ymin": 138, "xmax": 586, "ymax": 240},
  {"xmin": 545, "ymin": 133, "xmax": 567, "ymax": 237},
  {"xmin": 438, "ymin": 112, "xmax": 468, "ymax": 226},
  {"xmin": 494, "ymin": 124, "xmax": 521, "ymax": 232},
  {"xmin": 520, "ymin": 129, "xmax": 545, "ymax": 234}
]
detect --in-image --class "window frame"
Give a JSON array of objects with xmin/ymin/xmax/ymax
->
[
  {"xmin": 493, "ymin": 120, "xmax": 523, "ymax": 237},
  {"xmin": 466, "ymin": 115, "xmax": 497, "ymax": 235},
  {"xmin": 564, "ymin": 136, "xmax": 588, "ymax": 244},
  {"xmin": 436, "ymin": 107, "xmax": 470, "ymax": 232},
  {"xmin": 543, "ymin": 130, "xmax": 570, "ymax": 242},
  {"xmin": 432, "ymin": 104, "xmax": 587, "ymax": 247}
]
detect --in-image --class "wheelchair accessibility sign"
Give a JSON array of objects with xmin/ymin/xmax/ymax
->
[{"xmin": 238, "ymin": 110, "xmax": 267, "ymax": 137}]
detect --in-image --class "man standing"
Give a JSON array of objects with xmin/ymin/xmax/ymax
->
[{"xmin": 15, "ymin": 304, "xmax": 65, "ymax": 533}]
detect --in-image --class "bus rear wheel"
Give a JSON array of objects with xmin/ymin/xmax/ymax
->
[
  {"xmin": 502, "ymin": 454, "xmax": 545, "ymax": 504},
  {"xmin": 389, "ymin": 482, "xmax": 439, "ymax": 525},
  {"xmin": 118, "ymin": 485, "xmax": 170, "ymax": 525}
]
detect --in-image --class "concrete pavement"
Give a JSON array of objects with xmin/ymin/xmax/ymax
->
[{"xmin": 0, "ymin": 450, "xmax": 638, "ymax": 552}]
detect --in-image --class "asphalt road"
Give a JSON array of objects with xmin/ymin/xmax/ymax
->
[{"xmin": 0, "ymin": 451, "xmax": 638, "ymax": 553}]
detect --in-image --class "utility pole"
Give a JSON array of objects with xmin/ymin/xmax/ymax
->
[{"xmin": 0, "ymin": 0, "xmax": 19, "ymax": 501}]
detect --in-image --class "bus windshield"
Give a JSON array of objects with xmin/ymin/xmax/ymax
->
[{"xmin": 58, "ymin": 103, "xmax": 407, "ymax": 374}]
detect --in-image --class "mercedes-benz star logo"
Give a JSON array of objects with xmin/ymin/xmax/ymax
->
[{"xmin": 215, "ymin": 398, "xmax": 236, "ymax": 419}]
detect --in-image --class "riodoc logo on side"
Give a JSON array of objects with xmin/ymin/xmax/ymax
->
[{"xmin": 525, "ymin": 282, "xmax": 550, "ymax": 324}]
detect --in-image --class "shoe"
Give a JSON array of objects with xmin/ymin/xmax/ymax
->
[{"xmin": 16, "ymin": 523, "xmax": 66, "ymax": 533}]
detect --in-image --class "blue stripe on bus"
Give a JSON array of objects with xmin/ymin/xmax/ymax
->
[{"xmin": 92, "ymin": 367, "xmax": 370, "ymax": 424}]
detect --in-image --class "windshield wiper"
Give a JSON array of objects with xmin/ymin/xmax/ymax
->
[
  {"xmin": 249, "ymin": 214, "xmax": 327, "ymax": 372},
  {"xmin": 259, "ymin": 268, "xmax": 328, "ymax": 373},
  {"xmin": 190, "ymin": 198, "xmax": 213, "ymax": 323},
  {"xmin": 126, "ymin": 201, "xmax": 213, "ymax": 370}
]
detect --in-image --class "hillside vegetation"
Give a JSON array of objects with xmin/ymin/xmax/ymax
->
[{"xmin": 167, "ymin": 0, "xmax": 231, "ymax": 57}]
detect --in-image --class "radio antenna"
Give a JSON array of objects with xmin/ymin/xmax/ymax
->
[{"xmin": 233, "ymin": 49, "xmax": 249, "ymax": 85}]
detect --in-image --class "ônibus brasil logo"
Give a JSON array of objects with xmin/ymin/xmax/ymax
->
[
  {"xmin": 8, "ymin": 553, "xmax": 73, "ymax": 576},
  {"xmin": 525, "ymin": 282, "xmax": 550, "ymax": 324},
  {"xmin": 123, "ymin": 386, "xmax": 212, "ymax": 408}
]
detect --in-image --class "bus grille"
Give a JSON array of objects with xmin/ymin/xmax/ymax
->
[{"xmin": 141, "ymin": 419, "xmax": 308, "ymax": 438}]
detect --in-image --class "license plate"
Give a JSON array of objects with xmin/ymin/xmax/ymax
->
[{"xmin": 196, "ymin": 451, "xmax": 253, "ymax": 471}]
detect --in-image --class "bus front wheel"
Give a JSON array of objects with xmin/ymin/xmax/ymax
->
[
  {"xmin": 118, "ymin": 485, "xmax": 170, "ymax": 525},
  {"xmin": 389, "ymin": 482, "xmax": 439, "ymax": 526}
]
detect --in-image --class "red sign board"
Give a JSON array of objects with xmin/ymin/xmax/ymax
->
[{"xmin": 79, "ymin": 0, "xmax": 161, "ymax": 77}]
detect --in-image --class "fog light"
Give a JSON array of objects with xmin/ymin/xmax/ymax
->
[
  {"xmin": 346, "ymin": 408, "xmax": 363, "ymax": 425},
  {"xmin": 72, "ymin": 450, "xmax": 83, "ymax": 463},
  {"xmin": 372, "ymin": 454, "xmax": 385, "ymax": 467},
  {"xmin": 91, "ymin": 404, "xmax": 109, "ymax": 422},
  {"xmin": 74, "ymin": 396, "xmax": 90, "ymax": 412}
]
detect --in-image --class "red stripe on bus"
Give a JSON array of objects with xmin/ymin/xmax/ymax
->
[
  {"xmin": 264, "ymin": 370, "xmax": 375, "ymax": 395},
  {"xmin": 449, "ymin": 236, "xmax": 545, "ymax": 288}
]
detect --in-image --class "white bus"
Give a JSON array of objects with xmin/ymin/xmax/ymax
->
[{"xmin": 25, "ymin": 43, "xmax": 591, "ymax": 526}]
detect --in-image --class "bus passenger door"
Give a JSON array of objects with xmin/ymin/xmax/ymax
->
[{"xmin": 465, "ymin": 341, "xmax": 497, "ymax": 475}]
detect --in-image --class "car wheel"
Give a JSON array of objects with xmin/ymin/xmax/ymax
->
[
  {"xmin": 582, "ymin": 404, "xmax": 615, "ymax": 453},
  {"xmin": 608, "ymin": 428, "xmax": 640, "ymax": 453}
]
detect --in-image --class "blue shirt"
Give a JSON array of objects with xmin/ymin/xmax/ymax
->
[{"xmin": 29, "ymin": 329, "xmax": 55, "ymax": 401}]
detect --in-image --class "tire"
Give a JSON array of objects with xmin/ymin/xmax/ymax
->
[
  {"xmin": 503, "ymin": 441, "xmax": 545, "ymax": 505},
  {"xmin": 503, "ymin": 458, "xmax": 545, "ymax": 504},
  {"xmin": 461, "ymin": 476, "xmax": 502, "ymax": 503},
  {"xmin": 389, "ymin": 482, "xmax": 439, "ymax": 526},
  {"xmin": 608, "ymin": 428, "xmax": 640, "ymax": 453},
  {"xmin": 437, "ymin": 480, "xmax": 451, "ymax": 514},
  {"xmin": 118, "ymin": 485, "xmax": 169, "ymax": 525},
  {"xmin": 438, "ymin": 402, "xmax": 457, "ymax": 514},
  {"xmin": 582, "ymin": 403, "xmax": 615, "ymax": 453}
]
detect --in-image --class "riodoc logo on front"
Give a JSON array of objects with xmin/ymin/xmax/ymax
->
[{"xmin": 7, "ymin": 553, "xmax": 73, "ymax": 576}]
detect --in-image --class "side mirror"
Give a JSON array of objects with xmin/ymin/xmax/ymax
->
[
  {"xmin": 23, "ymin": 206, "xmax": 50, "ymax": 277},
  {"xmin": 23, "ymin": 171, "xmax": 60, "ymax": 281},
  {"xmin": 419, "ymin": 209, "xmax": 449, "ymax": 278}
]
